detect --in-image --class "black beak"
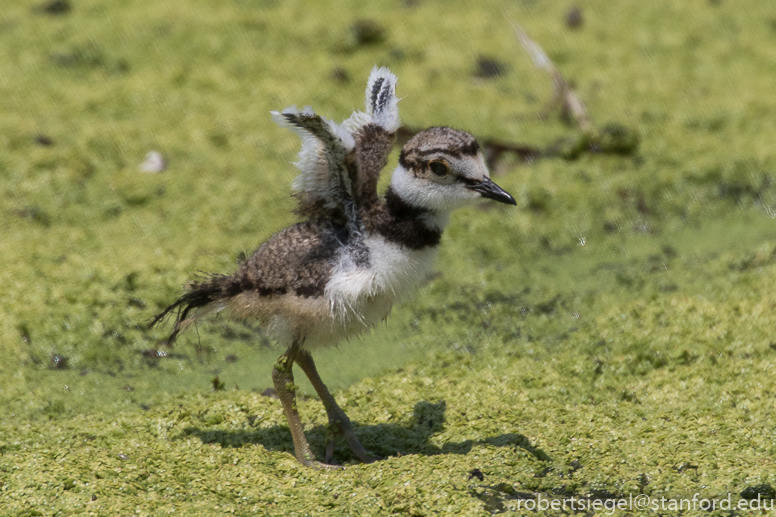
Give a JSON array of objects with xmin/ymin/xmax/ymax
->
[{"xmin": 467, "ymin": 177, "xmax": 517, "ymax": 206}]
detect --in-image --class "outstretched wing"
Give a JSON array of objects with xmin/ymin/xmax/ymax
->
[
  {"xmin": 271, "ymin": 106, "xmax": 357, "ymax": 222},
  {"xmin": 348, "ymin": 66, "xmax": 401, "ymax": 213},
  {"xmin": 271, "ymin": 66, "xmax": 401, "ymax": 224}
]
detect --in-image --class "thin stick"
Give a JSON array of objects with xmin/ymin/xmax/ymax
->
[{"xmin": 509, "ymin": 19, "xmax": 594, "ymax": 134}]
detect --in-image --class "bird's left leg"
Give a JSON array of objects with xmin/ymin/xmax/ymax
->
[
  {"xmin": 272, "ymin": 340, "xmax": 321, "ymax": 467},
  {"xmin": 295, "ymin": 349, "xmax": 380, "ymax": 464}
]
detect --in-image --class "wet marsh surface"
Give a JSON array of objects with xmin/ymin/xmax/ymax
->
[{"xmin": 2, "ymin": 0, "xmax": 776, "ymax": 514}]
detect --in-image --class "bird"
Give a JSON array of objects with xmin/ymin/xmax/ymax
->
[{"xmin": 150, "ymin": 67, "xmax": 516, "ymax": 468}]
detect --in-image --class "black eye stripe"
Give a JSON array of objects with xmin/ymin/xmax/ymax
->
[{"xmin": 414, "ymin": 141, "xmax": 480, "ymax": 158}]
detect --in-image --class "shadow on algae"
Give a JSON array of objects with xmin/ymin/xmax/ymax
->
[{"xmin": 181, "ymin": 400, "xmax": 550, "ymax": 463}]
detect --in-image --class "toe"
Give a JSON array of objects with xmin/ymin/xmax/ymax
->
[{"xmin": 325, "ymin": 439, "xmax": 336, "ymax": 464}]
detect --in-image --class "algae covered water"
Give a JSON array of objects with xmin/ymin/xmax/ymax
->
[{"xmin": 1, "ymin": 0, "xmax": 776, "ymax": 514}]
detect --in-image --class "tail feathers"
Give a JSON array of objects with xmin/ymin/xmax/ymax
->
[{"xmin": 148, "ymin": 274, "xmax": 244, "ymax": 345}]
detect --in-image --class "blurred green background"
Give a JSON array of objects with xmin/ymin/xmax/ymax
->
[{"xmin": 2, "ymin": 0, "xmax": 776, "ymax": 514}]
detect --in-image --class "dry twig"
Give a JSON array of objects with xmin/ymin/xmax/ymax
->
[
  {"xmin": 510, "ymin": 20, "xmax": 593, "ymax": 134},
  {"xmin": 395, "ymin": 21, "xmax": 637, "ymax": 169}
]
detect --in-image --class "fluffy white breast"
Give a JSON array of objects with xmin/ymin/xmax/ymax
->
[{"xmin": 325, "ymin": 235, "xmax": 439, "ymax": 326}]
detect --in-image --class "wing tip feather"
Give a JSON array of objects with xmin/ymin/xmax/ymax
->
[{"xmin": 365, "ymin": 66, "xmax": 400, "ymax": 133}]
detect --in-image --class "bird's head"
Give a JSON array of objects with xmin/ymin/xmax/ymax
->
[{"xmin": 391, "ymin": 127, "xmax": 516, "ymax": 214}]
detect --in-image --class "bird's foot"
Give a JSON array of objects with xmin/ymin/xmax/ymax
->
[
  {"xmin": 294, "ymin": 349, "xmax": 381, "ymax": 465},
  {"xmin": 324, "ymin": 418, "xmax": 381, "ymax": 464}
]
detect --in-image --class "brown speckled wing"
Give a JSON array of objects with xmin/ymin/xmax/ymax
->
[
  {"xmin": 354, "ymin": 123, "xmax": 393, "ymax": 213},
  {"xmin": 236, "ymin": 220, "xmax": 345, "ymax": 298}
]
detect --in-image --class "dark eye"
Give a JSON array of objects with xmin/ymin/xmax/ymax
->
[{"xmin": 428, "ymin": 161, "xmax": 448, "ymax": 176}]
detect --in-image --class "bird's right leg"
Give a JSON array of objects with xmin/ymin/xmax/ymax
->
[
  {"xmin": 271, "ymin": 340, "xmax": 320, "ymax": 467},
  {"xmin": 295, "ymin": 350, "xmax": 379, "ymax": 464}
]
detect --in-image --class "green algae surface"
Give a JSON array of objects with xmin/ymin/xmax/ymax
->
[{"xmin": 2, "ymin": 0, "xmax": 776, "ymax": 515}]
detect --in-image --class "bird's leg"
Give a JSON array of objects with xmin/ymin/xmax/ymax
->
[
  {"xmin": 271, "ymin": 340, "xmax": 320, "ymax": 467},
  {"xmin": 295, "ymin": 350, "xmax": 380, "ymax": 464}
]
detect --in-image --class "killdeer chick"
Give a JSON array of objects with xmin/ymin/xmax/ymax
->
[{"xmin": 150, "ymin": 67, "xmax": 516, "ymax": 467}]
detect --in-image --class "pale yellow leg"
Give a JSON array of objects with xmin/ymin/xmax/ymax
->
[
  {"xmin": 295, "ymin": 350, "xmax": 380, "ymax": 464},
  {"xmin": 271, "ymin": 341, "xmax": 344, "ymax": 469}
]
